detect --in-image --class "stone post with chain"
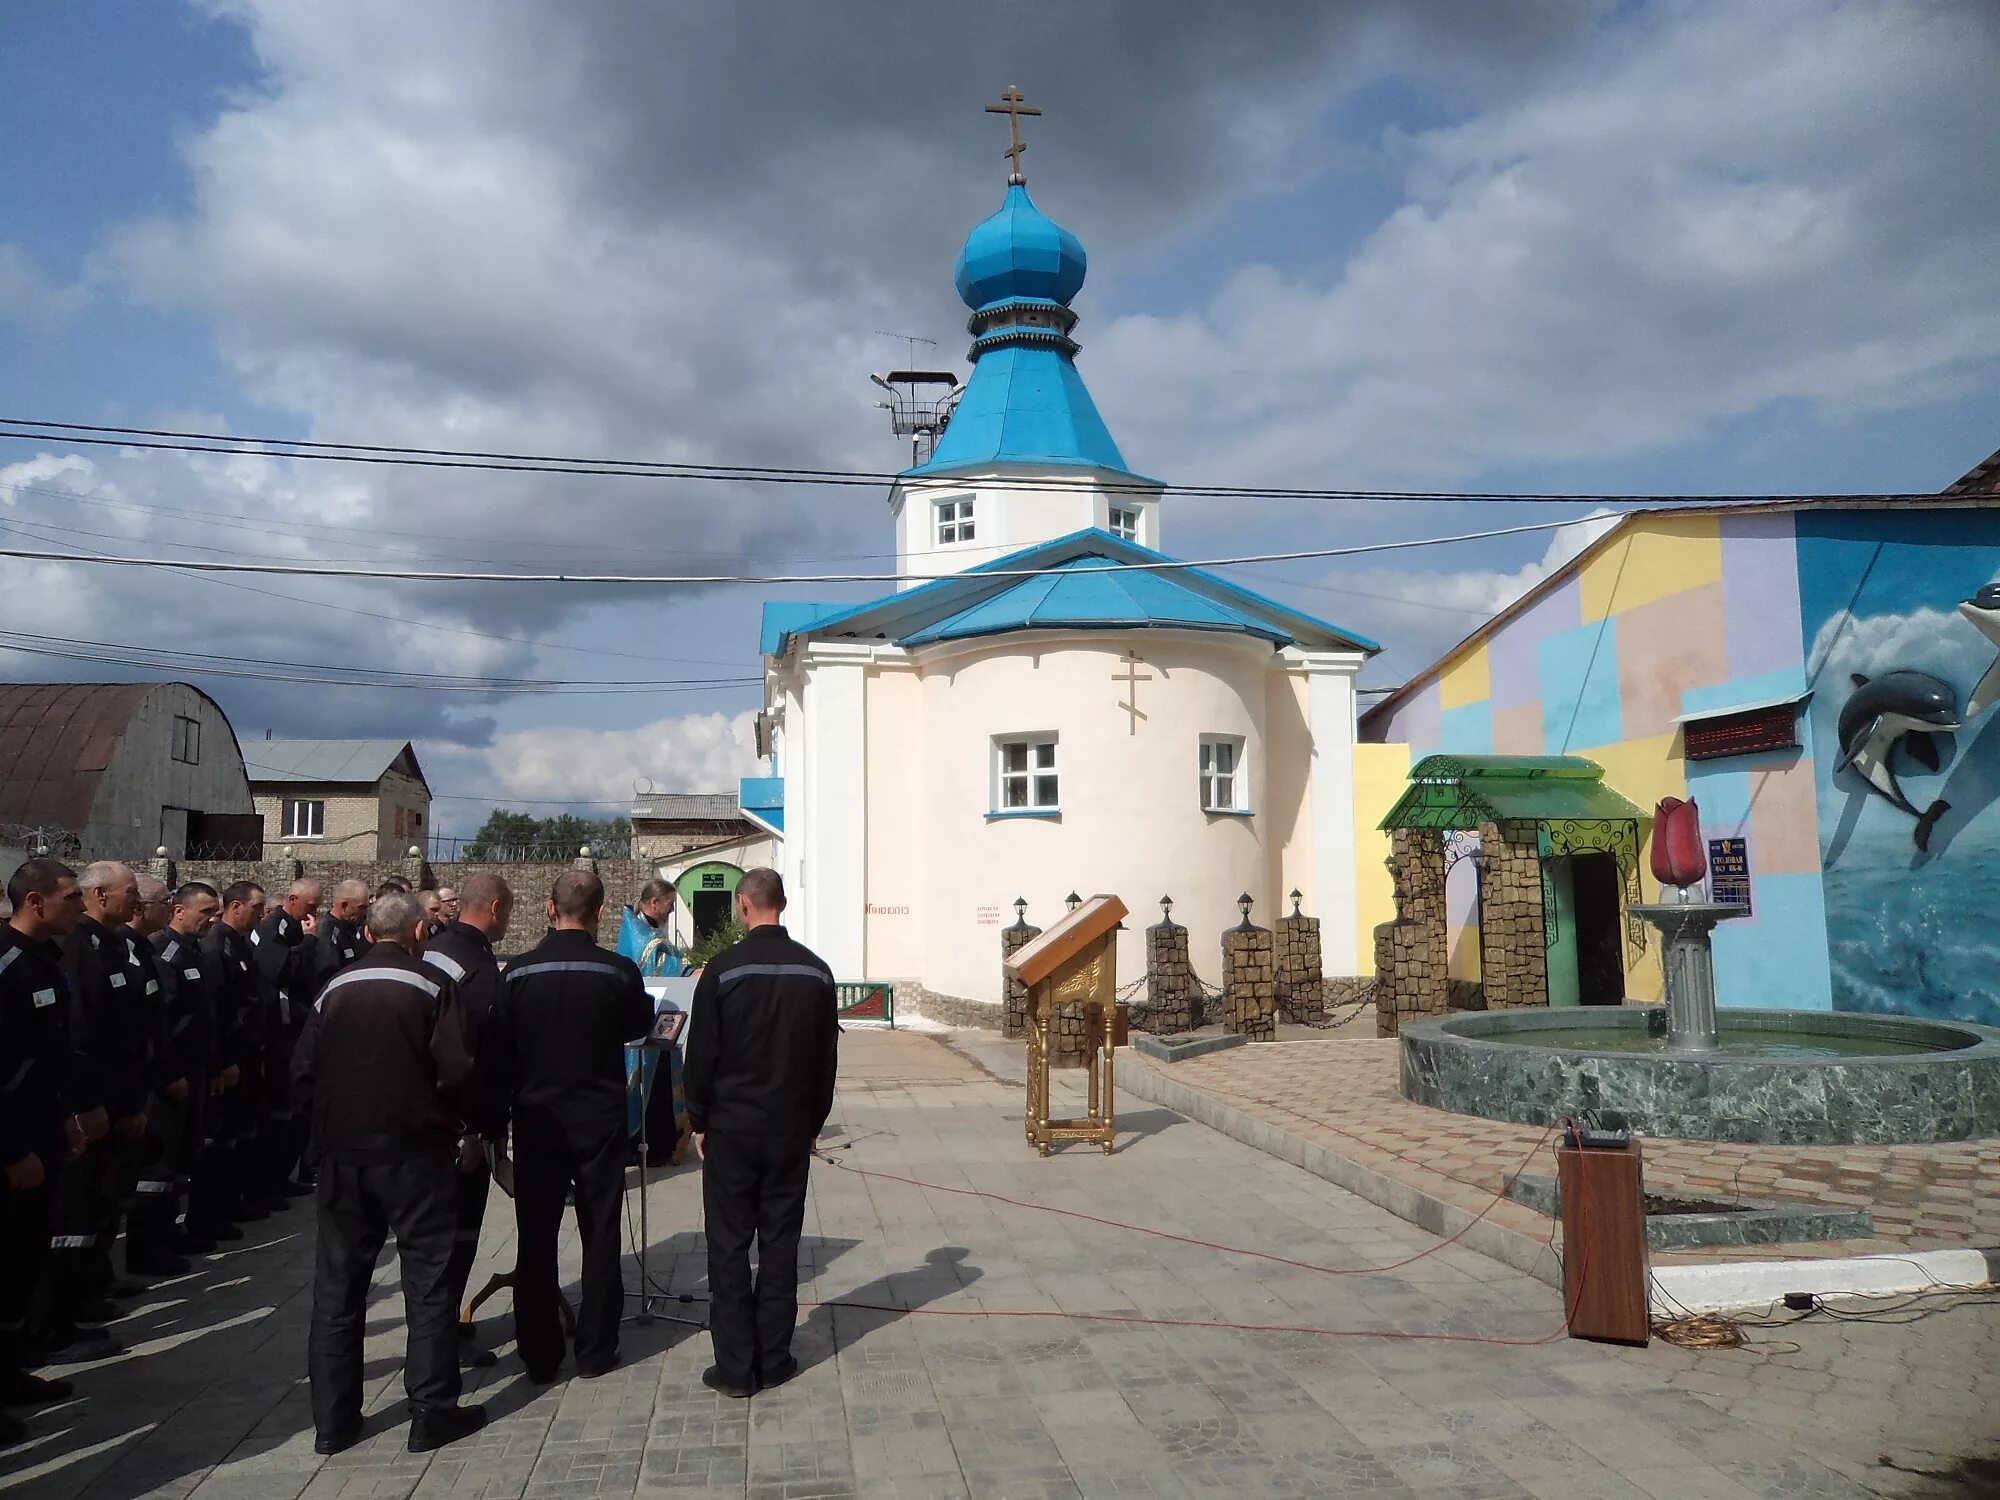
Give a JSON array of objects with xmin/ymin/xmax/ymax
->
[
  {"xmin": 1220, "ymin": 894, "xmax": 1277, "ymax": 1040},
  {"xmin": 1135, "ymin": 896, "xmax": 1196, "ymax": 1034},
  {"xmin": 1000, "ymin": 899, "xmax": 1041, "ymax": 1041},
  {"xmin": 1274, "ymin": 889, "xmax": 1324, "ymax": 1024},
  {"xmin": 1374, "ymin": 829, "xmax": 1450, "ymax": 1036}
]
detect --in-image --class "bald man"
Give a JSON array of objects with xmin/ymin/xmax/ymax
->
[
  {"xmin": 49, "ymin": 862, "xmax": 151, "ymax": 1337},
  {"xmin": 253, "ymin": 878, "xmax": 321, "ymax": 1199},
  {"xmin": 126, "ymin": 876, "xmax": 191, "ymax": 1274},
  {"xmin": 315, "ymin": 880, "xmax": 370, "ymax": 990}
]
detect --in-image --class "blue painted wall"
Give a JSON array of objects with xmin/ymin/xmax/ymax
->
[{"xmin": 1797, "ymin": 509, "xmax": 2000, "ymax": 1026}]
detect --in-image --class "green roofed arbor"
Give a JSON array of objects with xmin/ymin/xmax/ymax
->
[{"xmin": 1378, "ymin": 755, "xmax": 1647, "ymax": 832}]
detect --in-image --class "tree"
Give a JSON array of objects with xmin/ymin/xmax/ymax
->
[{"xmin": 463, "ymin": 810, "xmax": 629, "ymax": 861}]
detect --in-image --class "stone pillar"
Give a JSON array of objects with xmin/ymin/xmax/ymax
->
[
  {"xmin": 1136, "ymin": 919, "xmax": 1196, "ymax": 1034},
  {"xmin": 1373, "ymin": 830, "xmax": 1450, "ymax": 1036},
  {"xmin": 1275, "ymin": 902, "xmax": 1324, "ymax": 1024},
  {"xmin": 1474, "ymin": 820, "xmax": 1548, "ymax": 1011},
  {"xmin": 142, "ymin": 848, "xmax": 177, "ymax": 890},
  {"xmin": 1000, "ymin": 917, "xmax": 1042, "ymax": 1040},
  {"xmin": 1221, "ymin": 921, "xmax": 1277, "ymax": 1041}
]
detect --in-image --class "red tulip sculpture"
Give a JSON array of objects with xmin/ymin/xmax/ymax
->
[{"xmin": 1650, "ymin": 797, "xmax": 1706, "ymax": 895}]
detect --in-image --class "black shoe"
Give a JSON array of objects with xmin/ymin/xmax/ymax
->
[
  {"xmin": 701, "ymin": 1365, "xmax": 759, "ymax": 1399},
  {"xmin": 407, "ymin": 1403, "xmax": 486, "ymax": 1453},
  {"xmin": 175, "ymin": 1229, "xmax": 219, "ymax": 1254},
  {"xmin": 524, "ymin": 1363, "xmax": 561, "ymax": 1385},
  {"xmin": 460, "ymin": 1345, "xmax": 498, "ymax": 1369},
  {"xmin": 760, "ymin": 1355, "xmax": 801, "ymax": 1389},
  {"xmin": 35, "ymin": 1325, "xmax": 122, "ymax": 1362},
  {"xmin": 127, "ymin": 1252, "xmax": 192, "ymax": 1278},
  {"xmin": 72, "ymin": 1299, "xmax": 123, "ymax": 1326},
  {"xmin": 103, "ymin": 1280, "xmax": 147, "ymax": 1300},
  {"xmin": 0, "ymin": 1408, "xmax": 26, "ymax": 1450},
  {"xmin": 252, "ymin": 1194, "xmax": 292, "ymax": 1213},
  {"xmin": 0, "ymin": 1369, "xmax": 73, "ymax": 1407},
  {"xmin": 576, "ymin": 1354, "xmax": 619, "ymax": 1379},
  {"xmin": 314, "ymin": 1422, "xmax": 363, "ymax": 1456},
  {"xmin": 230, "ymin": 1204, "xmax": 271, "ymax": 1223},
  {"xmin": 281, "ymin": 1179, "xmax": 314, "ymax": 1197},
  {"xmin": 192, "ymin": 1220, "xmax": 245, "ymax": 1242}
]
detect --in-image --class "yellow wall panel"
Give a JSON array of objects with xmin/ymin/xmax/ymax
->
[
  {"xmin": 1578, "ymin": 513, "xmax": 1723, "ymax": 622},
  {"xmin": 1438, "ymin": 643, "xmax": 1491, "ymax": 710},
  {"xmin": 1350, "ymin": 741, "xmax": 1409, "ymax": 973}
]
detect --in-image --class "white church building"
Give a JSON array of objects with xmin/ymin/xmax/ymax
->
[{"xmin": 745, "ymin": 151, "xmax": 1379, "ymax": 1013}]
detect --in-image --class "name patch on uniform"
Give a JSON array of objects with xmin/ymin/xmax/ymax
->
[
  {"xmin": 109, "ymin": 972, "xmax": 127, "ymax": 988},
  {"xmin": 184, "ymin": 967, "xmax": 201, "ymax": 981},
  {"xmin": 32, "ymin": 987, "xmax": 57, "ymax": 1008}
]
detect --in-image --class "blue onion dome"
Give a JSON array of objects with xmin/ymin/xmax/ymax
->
[{"xmin": 952, "ymin": 183, "xmax": 1087, "ymax": 311}]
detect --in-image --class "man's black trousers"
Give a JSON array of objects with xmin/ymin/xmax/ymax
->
[
  {"xmin": 308, "ymin": 1151, "xmax": 460, "ymax": 1436},
  {"xmin": 512, "ymin": 1127, "xmax": 625, "ymax": 1377},
  {"xmin": 702, "ymin": 1131, "xmax": 811, "ymax": 1389},
  {"xmin": 446, "ymin": 1163, "xmax": 490, "ymax": 1317},
  {"xmin": 0, "ymin": 1165, "xmax": 56, "ymax": 1372}
]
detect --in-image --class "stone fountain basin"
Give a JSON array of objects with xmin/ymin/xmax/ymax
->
[{"xmin": 1399, "ymin": 1007, "xmax": 2000, "ymax": 1144}]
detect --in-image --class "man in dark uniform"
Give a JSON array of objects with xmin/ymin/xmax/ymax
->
[
  {"xmin": 0, "ymin": 859, "xmax": 88, "ymax": 1449},
  {"xmin": 199, "ymin": 882, "xmax": 268, "ymax": 1228},
  {"xmin": 315, "ymin": 880, "xmax": 370, "ymax": 988},
  {"xmin": 420, "ymin": 870, "xmax": 511, "ymax": 1368},
  {"xmin": 484, "ymin": 869, "xmax": 652, "ymax": 1383},
  {"xmin": 292, "ymin": 888, "xmax": 484, "ymax": 1456},
  {"xmin": 124, "ymin": 875, "xmax": 191, "ymax": 1276},
  {"xmin": 152, "ymin": 882, "xmax": 222, "ymax": 1255},
  {"xmin": 54, "ymin": 862, "xmax": 156, "ymax": 1328},
  {"xmin": 253, "ymin": 878, "xmax": 321, "ymax": 1200},
  {"xmin": 684, "ymin": 868, "xmax": 838, "ymax": 1398}
]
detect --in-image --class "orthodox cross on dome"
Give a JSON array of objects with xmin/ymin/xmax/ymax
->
[
  {"xmin": 1113, "ymin": 649, "xmax": 1152, "ymax": 735},
  {"xmin": 985, "ymin": 85, "xmax": 1042, "ymax": 183}
]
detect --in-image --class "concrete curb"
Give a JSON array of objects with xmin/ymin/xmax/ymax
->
[
  {"xmin": 1115, "ymin": 1055, "xmax": 1565, "ymax": 1289},
  {"xmin": 1651, "ymin": 1247, "xmax": 1999, "ymax": 1316}
]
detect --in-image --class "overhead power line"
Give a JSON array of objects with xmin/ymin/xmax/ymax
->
[
  {"xmin": 0, "ymin": 417, "xmax": 1955, "ymax": 506},
  {"xmin": 0, "ymin": 516, "xmax": 1604, "ymax": 585}
]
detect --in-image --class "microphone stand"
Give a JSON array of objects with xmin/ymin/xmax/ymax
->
[{"xmin": 628, "ymin": 1036, "xmax": 704, "ymax": 1330}]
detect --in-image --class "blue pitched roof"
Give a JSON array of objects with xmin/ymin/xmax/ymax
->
[
  {"xmin": 758, "ymin": 601, "xmax": 852, "ymax": 658},
  {"xmin": 759, "ymin": 530, "xmax": 1378, "ymax": 658},
  {"xmin": 908, "ymin": 343, "xmax": 1137, "ymax": 477},
  {"xmin": 901, "ymin": 556, "xmax": 1292, "ymax": 645},
  {"xmin": 738, "ymin": 775, "xmax": 783, "ymax": 836}
]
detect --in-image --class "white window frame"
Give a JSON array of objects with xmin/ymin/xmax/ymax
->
[
  {"xmin": 282, "ymin": 797, "xmax": 326, "ymax": 839},
  {"xmin": 993, "ymin": 735, "xmax": 1059, "ymax": 813},
  {"xmin": 1108, "ymin": 505, "xmax": 1140, "ymax": 541},
  {"xmin": 171, "ymin": 715, "xmax": 200, "ymax": 765},
  {"xmin": 1199, "ymin": 734, "xmax": 1248, "ymax": 813},
  {"xmin": 935, "ymin": 496, "xmax": 976, "ymax": 546}
]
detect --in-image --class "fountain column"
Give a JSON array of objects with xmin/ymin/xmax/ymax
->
[{"xmin": 1628, "ymin": 900, "xmax": 1746, "ymax": 1052}]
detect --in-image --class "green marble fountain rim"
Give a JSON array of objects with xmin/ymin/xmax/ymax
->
[{"xmin": 1404, "ymin": 1007, "xmax": 2000, "ymax": 1066}]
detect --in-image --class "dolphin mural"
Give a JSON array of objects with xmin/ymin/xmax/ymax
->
[
  {"xmin": 1835, "ymin": 670, "xmax": 1959, "ymax": 851},
  {"xmin": 1957, "ymin": 582, "xmax": 2000, "ymax": 719}
]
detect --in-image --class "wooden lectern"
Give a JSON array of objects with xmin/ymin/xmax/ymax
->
[{"xmin": 1005, "ymin": 894, "xmax": 1127, "ymax": 1156}]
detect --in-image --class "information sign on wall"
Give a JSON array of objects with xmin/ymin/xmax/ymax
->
[{"xmin": 1707, "ymin": 837, "xmax": 1751, "ymax": 912}]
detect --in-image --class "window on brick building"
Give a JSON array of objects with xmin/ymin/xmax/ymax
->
[{"xmin": 283, "ymin": 798, "xmax": 325, "ymax": 839}]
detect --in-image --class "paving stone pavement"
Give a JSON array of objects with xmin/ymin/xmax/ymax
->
[
  {"xmin": 1120, "ymin": 1034, "xmax": 2000, "ymax": 1263},
  {"xmin": 2, "ymin": 1028, "xmax": 1995, "ymax": 1500}
]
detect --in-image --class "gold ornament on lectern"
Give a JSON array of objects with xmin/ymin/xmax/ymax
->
[{"xmin": 1004, "ymin": 893, "xmax": 1126, "ymax": 1156}]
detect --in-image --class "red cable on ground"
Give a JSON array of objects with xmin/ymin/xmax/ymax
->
[{"xmin": 812, "ymin": 1114, "xmax": 1562, "ymax": 1279}]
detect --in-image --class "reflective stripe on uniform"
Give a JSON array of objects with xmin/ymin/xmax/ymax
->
[
  {"xmin": 134, "ymin": 1179, "xmax": 176, "ymax": 1194},
  {"xmin": 160, "ymin": 939, "xmax": 180, "ymax": 962},
  {"xmin": 0, "ymin": 947, "xmax": 19, "ymax": 976},
  {"xmin": 717, "ymin": 963, "xmax": 834, "ymax": 992},
  {"xmin": 504, "ymin": 960, "xmax": 627, "ymax": 982},
  {"xmin": 423, "ymin": 950, "xmax": 467, "ymax": 981},
  {"xmin": 314, "ymin": 965, "xmax": 441, "ymax": 1007},
  {"xmin": 49, "ymin": 1235, "xmax": 96, "ymax": 1249}
]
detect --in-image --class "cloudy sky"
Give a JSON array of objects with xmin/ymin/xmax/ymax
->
[{"xmin": 4, "ymin": 0, "xmax": 1998, "ymax": 840}]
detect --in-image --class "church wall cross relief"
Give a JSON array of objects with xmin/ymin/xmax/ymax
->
[{"xmin": 1114, "ymin": 648, "xmax": 1152, "ymax": 735}]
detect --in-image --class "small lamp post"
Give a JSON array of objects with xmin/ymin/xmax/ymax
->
[
  {"xmin": 1289, "ymin": 888, "xmax": 1303, "ymax": 918},
  {"xmin": 1012, "ymin": 895, "xmax": 1028, "ymax": 926},
  {"xmin": 1065, "ymin": 890, "xmax": 1082, "ymax": 915},
  {"xmin": 1236, "ymin": 891, "xmax": 1255, "ymax": 930},
  {"xmin": 1159, "ymin": 894, "xmax": 1173, "ymax": 926}
]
